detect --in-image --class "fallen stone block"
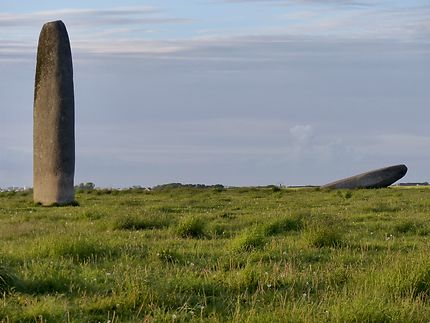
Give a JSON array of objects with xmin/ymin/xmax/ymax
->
[{"xmin": 322, "ymin": 164, "xmax": 407, "ymax": 189}]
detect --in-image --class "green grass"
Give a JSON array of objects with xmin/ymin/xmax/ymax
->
[
  {"xmin": 2, "ymin": 187, "xmax": 430, "ymax": 321},
  {"xmin": 0, "ymin": 265, "xmax": 18, "ymax": 294},
  {"xmin": 230, "ymin": 226, "xmax": 266, "ymax": 252},
  {"xmin": 175, "ymin": 215, "xmax": 206, "ymax": 238}
]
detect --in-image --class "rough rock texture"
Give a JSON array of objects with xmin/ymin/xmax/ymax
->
[
  {"xmin": 33, "ymin": 20, "xmax": 75, "ymax": 205},
  {"xmin": 322, "ymin": 164, "xmax": 408, "ymax": 189}
]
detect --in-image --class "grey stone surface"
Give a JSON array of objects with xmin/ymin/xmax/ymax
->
[
  {"xmin": 33, "ymin": 20, "xmax": 75, "ymax": 205},
  {"xmin": 322, "ymin": 164, "xmax": 407, "ymax": 189}
]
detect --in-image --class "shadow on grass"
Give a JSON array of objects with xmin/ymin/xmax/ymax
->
[
  {"xmin": 0, "ymin": 265, "xmax": 20, "ymax": 294},
  {"xmin": 34, "ymin": 200, "xmax": 80, "ymax": 207},
  {"xmin": 114, "ymin": 214, "xmax": 172, "ymax": 231}
]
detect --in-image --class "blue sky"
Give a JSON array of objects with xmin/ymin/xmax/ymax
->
[{"xmin": 0, "ymin": 0, "xmax": 429, "ymax": 187}]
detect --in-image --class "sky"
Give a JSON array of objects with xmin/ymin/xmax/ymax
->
[{"xmin": 0, "ymin": 0, "xmax": 429, "ymax": 188}]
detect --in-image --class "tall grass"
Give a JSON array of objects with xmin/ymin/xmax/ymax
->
[
  {"xmin": 1, "ymin": 187, "xmax": 430, "ymax": 321},
  {"xmin": 0, "ymin": 265, "xmax": 17, "ymax": 293}
]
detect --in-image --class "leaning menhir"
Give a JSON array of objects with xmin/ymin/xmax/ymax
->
[
  {"xmin": 322, "ymin": 164, "xmax": 407, "ymax": 189},
  {"xmin": 33, "ymin": 21, "xmax": 75, "ymax": 205}
]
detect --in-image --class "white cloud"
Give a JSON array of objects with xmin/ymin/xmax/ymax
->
[
  {"xmin": 73, "ymin": 40, "xmax": 188, "ymax": 56},
  {"xmin": 218, "ymin": 0, "xmax": 367, "ymax": 5},
  {"xmin": 0, "ymin": 7, "xmax": 190, "ymax": 27},
  {"xmin": 217, "ymin": 0, "xmax": 430, "ymax": 40},
  {"xmin": 0, "ymin": 7, "xmax": 194, "ymax": 60},
  {"xmin": 0, "ymin": 3, "xmax": 429, "ymax": 187},
  {"xmin": 0, "ymin": 2, "xmax": 429, "ymax": 62},
  {"xmin": 290, "ymin": 124, "xmax": 313, "ymax": 142}
]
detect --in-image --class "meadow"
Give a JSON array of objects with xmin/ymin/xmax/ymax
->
[{"xmin": 1, "ymin": 186, "xmax": 430, "ymax": 322}]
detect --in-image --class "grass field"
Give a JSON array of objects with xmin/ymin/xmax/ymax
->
[{"xmin": 2, "ymin": 186, "xmax": 430, "ymax": 322}]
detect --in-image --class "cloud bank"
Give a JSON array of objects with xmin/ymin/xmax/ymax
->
[{"xmin": 0, "ymin": 2, "xmax": 429, "ymax": 187}]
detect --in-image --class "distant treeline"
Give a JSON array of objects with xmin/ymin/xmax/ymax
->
[
  {"xmin": 152, "ymin": 183, "xmax": 225, "ymax": 190},
  {"xmin": 73, "ymin": 182, "xmax": 225, "ymax": 192}
]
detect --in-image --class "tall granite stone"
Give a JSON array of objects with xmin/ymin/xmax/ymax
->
[
  {"xmin": 33, "ymin": 21, "xmax": 75, "ymax": 205},
  {"xmin": 322, "ymin": 164, "xmax": 407, "ymax": 189}
]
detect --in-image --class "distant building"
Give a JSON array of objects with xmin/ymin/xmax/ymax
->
[{"xmin": 395, "ymin": 182, "xmax": 429, "ymax": 187}]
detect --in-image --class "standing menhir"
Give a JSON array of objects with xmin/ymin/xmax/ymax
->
[{"xmin": 33, "ymin": 21, "xmax": 75, "ymax": 205}]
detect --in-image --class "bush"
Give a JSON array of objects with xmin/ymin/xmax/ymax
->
[
  {"xmin": 176, "ymin": 216, "xmax": 206, "ymax": 238},
  {"xmin": 75, "ymin": 182, "xmax": 96, "ymax": 191},
  {"xmin": 267, "ymin": 185, "xmax": 281, "ymax": 192}
]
